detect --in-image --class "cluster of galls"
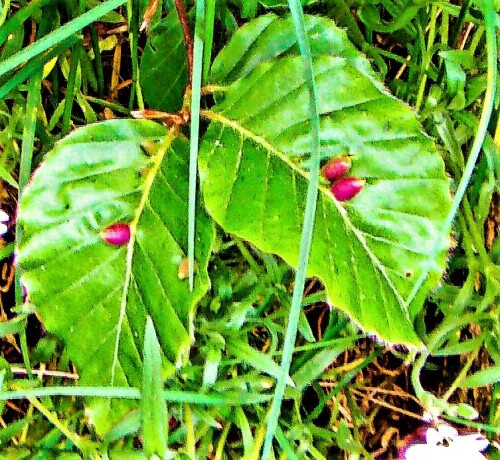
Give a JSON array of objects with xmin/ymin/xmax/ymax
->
[
  {"xmin": 322, "ymin": 157, "xmax": 364, "ymax": 201},
  {"xmin": 100, "ymin": 158, "xmax": 365, "ymax": 248}
]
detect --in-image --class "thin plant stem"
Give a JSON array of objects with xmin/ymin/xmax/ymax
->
[
  {"xmin": 415, "ymin": 5, "xmax": 438, "ymax": 111},
  {"xmin": 174, "ymin": 0, "xmax": 193, "ymax": 84},
  {"xmin": 127, "ymin": 0, "xmax": 144, "ymax": 109},
  {"xmin": 261, "ymin": 0, "xmax": 321, "ymax": 457},
  {"xmin": 187, "ymin": 0, "xmax": 204, "ymax": 291}
]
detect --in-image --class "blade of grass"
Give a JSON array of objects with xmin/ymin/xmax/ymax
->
[
  {"xmin": 0, "ymin": 36, "xmax": 79, "ymax": 101},
  {"xmin": 202, "ymin": 0, "xmax": 215, "ymax": 83},
  {"xmin": 405, "ymin": 0, "xmax": 497, "ymax": 310},
  {"xmin": 127, "ymin": 0, "xmax": 144, "ymax": 109},
  {"xmin": 27, "ymin": 396, "xmax": 86, "ymax": 453},
  {"xmin": 0, "ymin": 387, "xmax": 273, "ymax": 404},
  {"xmin": 188, "ymin": 0, "xmax": 205, "ymax": 291},
  {"xmin": 0, "ymin": 242, "xmax": 14, "ymax": 261},
  {"xmin": 142, "ymin": 317, "xmax": 169, "ymax": 458},
  {"xmin": 0, "ymin": 0, "xmax": 10, "ymax": 28},
  {"xmin": 185, "ymin": 404, "xmax": 196, "ymax": 458},
  {"xmin": 275, "ymin": 425, "xmax": 300, "ymax": 460},
  {"xmin": 261, "ymin": 0, "xmax": 321, "ymax": 458},
  {"xmin": 89, "ymin": 24, "xmax": 104, "ymax": 98},
  {"xmin": 16, "ymin": 68, "xmax": 43, "ymax": 379},
  {"xmin": 0, "ymin": 0, "xmax": 127, "ymax": 78},
  {"xmin": 0, "ymin": 0, "xmax": 53, "ymax": 45},
  {"xmin": 61, "ymin": 43, "xmax": 81, "ymax": 134}
]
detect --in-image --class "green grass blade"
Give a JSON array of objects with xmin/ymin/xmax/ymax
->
[
  {"xmin": 0, "ymin": 0, "xmax": 52, "ymax": 45},
  {"xmin": 89, "ymin": 24, "xmax": 104, "ymax": 98},
  {"xmin": 0, "ymin": 0, "xmax": 127, "ymax": 78},
  {"xmin": 15, "ymin": 68, "xmax": 43, "ymax": 380},
  {"xmin": 405, "ymin": 0, "xmax": 497, "ymax": 309},
  {"xmin": 203, "ymin": 0, "xmax": 216, "ymax": 83},
  {"xmin": 127, "ymin": 0, "xmax": 143, "ymax": 109},
  {"xmin": 0, "ymin": 387, "xmax": 272, "ymax": 405},
  {"xmin": 18, "ymin": 69, "xmax": 42, "ymax": 228},
  {"xmin": 142, "ymin": 317, "xmax": 169, "ymax": 458},
  {"xmin": 61, "ymin": 43, "xmax": 81, "ymax": 134},
  {"xmin": 0, "ymin": 0, "xmax": 10, "ymax": 28},
  {"xmin": 0, "ymin": 36, "xmax": 79, "ymax": 102},
  {"xmin": 261, "ymin": 0, "xmax": 321, "ymax": 458},
  {"xmin": 188, "ymin": 0, "xmax": 205, "ymax": 291},
  {"xmin": 0, "ymin": 243, "xmax": 14, "ymax": 260}
]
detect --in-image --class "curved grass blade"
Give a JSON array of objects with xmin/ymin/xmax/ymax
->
[
  {"xmin": 0, "ymin": 0, "xmax": 127, "ymax": 78},
  {"xmin": 188, "ymin": 0, "xmax": 205, "ymax": 291},
  {"xmin": 261, "ymin": 0, "xmax": 321, "ymax": 457}
]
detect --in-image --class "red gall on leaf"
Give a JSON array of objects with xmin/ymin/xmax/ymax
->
[
  {"xmin": 322, "ymin": 157, "xmax": 351, "ymax": 181},
  {"xmin": 101, "ymin": 223, "xmax": 131, "ymax": 246},
  {"xmin": 331, "ymin": 177, "xmax": 365, "ymax": 202}
]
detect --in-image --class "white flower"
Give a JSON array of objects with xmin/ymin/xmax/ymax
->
[
  {"xmin": 405, "ymin": 424, "xmax": 489, "ymax": 460},
  {"xmin": 0, "ymin": 210, "xmax": 8, "ymax": 236}
]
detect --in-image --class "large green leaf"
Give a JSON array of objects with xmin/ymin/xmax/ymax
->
[
  {"xmin": 17, "ymin": 120, "xmax": 214, "ymax": 434},
  {"xmin": 199, "ymin": 15, "xmax": 452, "ymax": 346}
]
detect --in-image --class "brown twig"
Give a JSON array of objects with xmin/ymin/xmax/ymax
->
[{"xmin": 174, "ymin": 0, "xmax": 193, "ymax": 85}]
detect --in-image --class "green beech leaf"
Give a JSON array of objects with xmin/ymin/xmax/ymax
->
[
  {"xmin": 209, "ymin": 14, "xmax": 380, "ymax": 88},
  {"xmin": 140, "ymin": 11, "xmax": 188, "ymax": 112},
  {"xmin": 17, "ymin": 119, "xmax": 214, "ymax": 434},
  {"xmin": 199, "ymin": 16, "xmax": 452, "ymax": 346}
]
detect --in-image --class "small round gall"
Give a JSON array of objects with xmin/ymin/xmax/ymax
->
[
  {"xmin": 331, "ymin": 177, "xmax": 365, "ymax": 202},
  {"xmin": 322, "ymin": 157, "xmax": 351, "ymax": 182},
  {"xmin": 101, "ymin": 223, "xmax": 131, "ymax": 246}
]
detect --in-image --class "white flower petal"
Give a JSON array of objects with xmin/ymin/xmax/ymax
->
[
  {"xmin": 405, "ymin": 444, "xmax": 487, "ymax": 460},
  {"xmin": 445, "ymin": 447, "xmax": 488, "ymax": 460},
  {"xmin": 425, "ymin": 428, "xmax": 439, "ymax": 445},
  {"xmin": 0, "ymin": 210, "xmax": 8, "ymax": 222},
  {"xmin": 405, "ymin": 444, "xmax": 440, "ymax": 460},
  {"xmin": 0, "ymin": 223, "xmax": 7, "ymax": 236},
  {"xmin": 405, "ymin": 444, "xmax": 457, "ymax": 460},
  {"xmin": 437, "ymin": 424, "xmax": 459, "ymax": 438},
  {"xmin": 451, "ymin": 434, "xmax": 489, "ymax": 451}
]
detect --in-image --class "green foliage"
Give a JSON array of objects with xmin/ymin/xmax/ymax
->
[
  {"xmin": 140, "ymin": 11, "xmax": 188, "ymax": 112},
  {"xmin": 0, "ymin": 0, "xmax": 498, "ymax": 457},
  {"xmin": 17, "ymin": 120, "xmax": 214, "ymax": 433},
  {"xmin": 201, "ymin": 15, "xmax": 452, "ymax": 346}
]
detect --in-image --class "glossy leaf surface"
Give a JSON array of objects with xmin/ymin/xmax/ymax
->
[
  {"xmin": 17, "ymin": 120, "xmax": 214, "ymax": 433},
  {"xmin": 199, "ymin": 15, "xmax": 452, "ymax": 346}
]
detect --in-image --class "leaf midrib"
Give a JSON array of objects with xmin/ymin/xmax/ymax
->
[
  {"xmin": 110, "ymin": 127, "xmax": 179, "ymax": 385},
  {"xmin": 201, "ymin": 109, "xmax": 410, "ymax": 316}
]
